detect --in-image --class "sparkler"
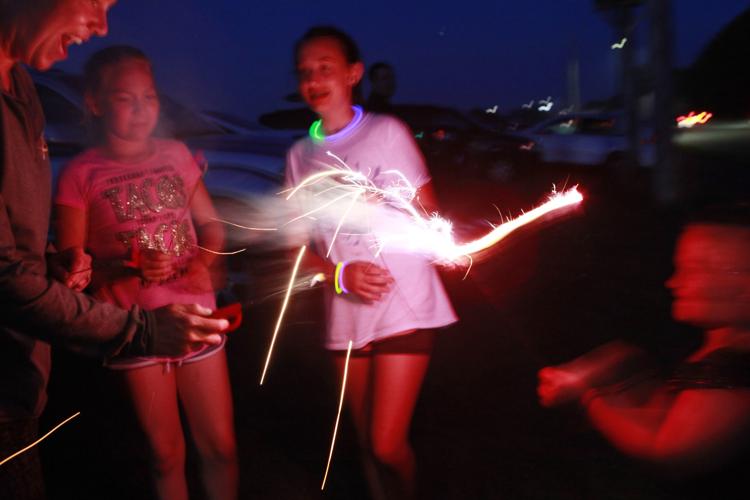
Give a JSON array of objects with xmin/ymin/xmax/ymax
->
[
  {"xmin": 282, "ymin": 152, "xmax": 582, "ymax": 264},
  {"xmin": 253, "ymin": 153, "xmax": 584, "ymax": 488},
  {"xmin": 0, "ymin": 412, "xmax": 80, "ymax": 467}
]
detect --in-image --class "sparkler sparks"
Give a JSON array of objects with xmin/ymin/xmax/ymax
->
[
  {"xmin": 281, "ymin": 153, "xmax": 583, "ymax": 264},
  {"xmin": 321, "ymin": 340, "xmax": 353, "ymax": 490},
  {"xmin": 259, "ymin": 245, "xmax": 307, "ymax": 386},
  {"xmin": 257, "ymin": 158, "xmax": 583, "ymax": 386},
  {"xmin": 254, "ymin": 155, "xmax": 584, "ymax": 490},
  {"xmin": 0, "ymin": 412, "xmax": 80, "ymax": 467}
]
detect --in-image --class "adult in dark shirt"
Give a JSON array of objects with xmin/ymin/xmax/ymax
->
[
  {"xmin": 365, "ymin": 61, "xmax": 396, "ymax": 113},
  {"xmin": 538, "ymin": 214, "xmax": 750, "ymax": 477},
  {"xmin": 0, "ymin": 2, "xmax": 228, "ymax": 498}
]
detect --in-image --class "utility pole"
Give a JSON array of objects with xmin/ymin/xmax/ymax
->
[
  {"xmin": 567, "ymin": 36, "xmax": 581, "ymax": 112},
  {"xmin": 649, "ymin": 0, "xmax": 678, "ymax": 204},
  {"xmin": 595, "ymin": 0, "xmax": 642, "ymax": 180},
  {"xmin": 567, "ymin": 57, "xmax": 581, "ymax": 112}
]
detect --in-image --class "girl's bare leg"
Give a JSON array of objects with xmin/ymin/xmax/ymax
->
[
  {"xmin": 335, "ymin": 350, "xmax": 387, "ymax": 500},
  {"xmin": 122, "ymin": 365, "xmax": 187, "ymax": 500},
  {"xmin": 176, "ymin": 350, "xmax": 238, "ymax": 500}
]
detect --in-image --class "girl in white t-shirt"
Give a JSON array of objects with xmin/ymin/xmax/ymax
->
[{"xmin": 287, "ymin": 26, "xmax": 458, "ymax": 499}]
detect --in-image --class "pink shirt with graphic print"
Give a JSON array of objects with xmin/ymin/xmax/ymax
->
[{"xmin": 55, "ymin": 138, "xmax": 215, "ymax": 311}]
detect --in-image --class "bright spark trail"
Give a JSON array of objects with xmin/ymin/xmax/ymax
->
[
  {"xmin": 259, "ymin": 245, "xmax": 306, "ymax": 386},
  {"xmin": 254, "ymin": 154, "xmax": 584, "ymax": 489},
  {"xmin": 0, "ymin": 412, "xmax": 80, "ymax": 467},
  {"xmin": 282, "ymin": 152, "xmax": 583, "ymax": 263},
  {"xmin": 321, "ymin": 340, "xmax": 353, "ymax": 490},
  {"xmin": 259, "ymin": 161, "xmax": 583, "ymax": 387}
]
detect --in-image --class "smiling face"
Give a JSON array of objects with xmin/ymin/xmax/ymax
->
[
  {"xmin": 296, "ymin": 36, "xmax": 363, "ymax": 118},
  {"xmin": 88, "ymin": 58, "xmax": 159, "ymax": 145},
  {"xmin": 667, "ymin": 224, "xmax": 750, "ymax": 330},
  {"xmin": 13, "ymin": 0, "xmax": 116, "ymax": 70}
]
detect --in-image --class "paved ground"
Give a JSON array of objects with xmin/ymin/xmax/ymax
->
[{"xmin": 39, "ymin": 162, "xmax": 749, "ymax": 499}]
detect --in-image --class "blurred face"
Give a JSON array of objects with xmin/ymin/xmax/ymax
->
[
  {"xmin": 88, "ymin": 59, "xmax": 159, "ymax": 144},
  {"xmin": 296, "ymin": 36, "xmax": 363, "ymax": 116},
  {"xmin": 666, "ymin": 224, "xmax": 750, "ymax": 329},
  {"xmin": 13, "ymin": 0, "xmax": 116, "ymax": 70}
]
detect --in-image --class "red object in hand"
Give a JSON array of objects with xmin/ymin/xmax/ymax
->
[
  {"xmin": 123, "ymin": 244, "xmax": 141, "ymax": 270},
  {"xmin": 210, "ymin": 303, "xmax": 243, "ymax": 332}
]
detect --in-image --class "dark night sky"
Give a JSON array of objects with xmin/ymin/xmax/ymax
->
[{"xmin": 57, "ymin": 0, "xmax": 748, "ymax": 121}]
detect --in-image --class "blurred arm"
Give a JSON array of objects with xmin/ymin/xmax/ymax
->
[{"xmin": 586, "ymin": 387, "xmax": 750, "ymax": 469}]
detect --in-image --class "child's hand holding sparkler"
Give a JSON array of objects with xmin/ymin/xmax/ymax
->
[
  {"xmin": 340, "ymin": 261, "xmax": 394, "ymax": 304},
  {"xmin": 138, "ymin": 248, "xmax": 176, "ymax": 284}
]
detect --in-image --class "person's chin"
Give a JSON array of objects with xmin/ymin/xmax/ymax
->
[
  {"xmin": 30, "ymin": 49, "xmax": 66, "ymax": 71},
  {"xmin": 30, "ymin": 56, "xmax": 56, "ymax": 71}
]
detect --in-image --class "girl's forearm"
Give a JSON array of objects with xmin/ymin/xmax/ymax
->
[{"xmin": 195, "ymin": 221, "xmax": 225, "ymax": 267}]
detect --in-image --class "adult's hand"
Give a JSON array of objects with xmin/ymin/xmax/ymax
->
[
  {"xmin": 151, "ymin": 303, "xmax": 228, "ymax": 356},
  {"xmin": 537, "ymin": 364, "xmax": 590, "ymax": 407},
  {"xmin": 48, "ymin": 246, "xmax": 92, "ymax": 292},
  {"xmin": 341, "ymin": 261, "xmax": 393, "ymax": 303},
  {"xmin": 537, "ymin": 341, "xmax": 647, "ymax": 407}
]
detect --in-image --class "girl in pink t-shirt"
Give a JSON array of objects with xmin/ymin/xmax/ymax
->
[
  {"xmin": 288, "ymin": 27, "xmax": 457, "ymax": 499},
  {"xmin": 54, "ymin": 46, "xmax": 237, "ymax": 500}
]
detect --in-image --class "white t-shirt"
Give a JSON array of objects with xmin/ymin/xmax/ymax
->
[{"xmin": 286, "ymin": 112, "xmax": 458, "ymax": 350}]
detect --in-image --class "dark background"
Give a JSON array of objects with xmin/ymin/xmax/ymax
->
[{"xmin": 56, "ymin": 0, "xmax": 748, "ymax": 121}]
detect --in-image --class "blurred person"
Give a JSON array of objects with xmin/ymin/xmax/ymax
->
[
  {"xmin": 0, "ymin": 2, "xmax": 228, "ymax": 499},
  {"xmin": 287, "ymin": 27, "xmax": 458, "ymax": 499},
  {"xmin": 537, "ymin": 209, "xmax": 750, "ymax": 476},
  {"xmin": 54, "ymin": 46, "xmax": 237, "ymax": 500},
  {"xmin": 365, "ymin": 61, "xmax": 396, "ymax": 113}
]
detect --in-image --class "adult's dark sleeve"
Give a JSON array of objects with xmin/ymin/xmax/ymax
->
[{"xmin": 0, "ymin": 194, "xmax": 155, "ymax": 357}]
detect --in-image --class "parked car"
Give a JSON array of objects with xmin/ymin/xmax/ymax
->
[
  {"xmin": 390, "ymin": 104, "xmax": 534, "ymax": 181},
  {"xmin": 32, "ymin": 69, "xmax": 291, "ymax": 301},
  {"xmin": 257, "ymin": 104, "xmax": 534, "ymax": 181},
  {"xmin": 513, "ymin": 112, "xmax": 656, "ymax": 169}
]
